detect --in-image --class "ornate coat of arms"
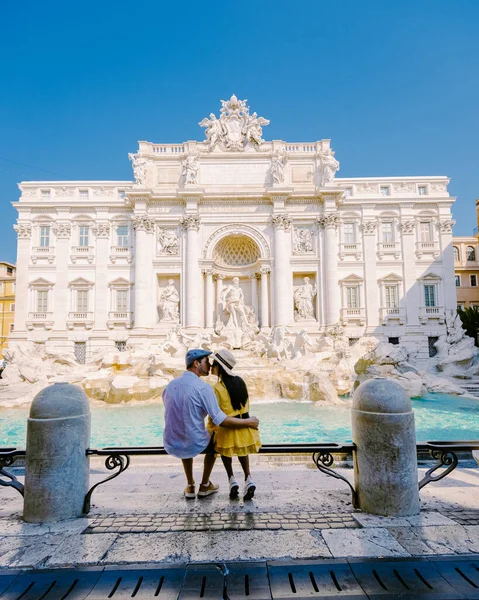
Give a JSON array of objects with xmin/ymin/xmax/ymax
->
[{"xmin": 199, "ymin": 95, "xmax": 270, "ymax": 152}]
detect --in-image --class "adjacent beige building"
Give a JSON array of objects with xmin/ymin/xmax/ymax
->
[
  {"xmin": 0, "ymin": 261, "xmax": 16, "ymax": 357},
  {"xmin": 453, "ymin": 237, "xmax": 479, "ymax": 308}
]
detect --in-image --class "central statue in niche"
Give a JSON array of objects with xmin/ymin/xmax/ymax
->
[{"xmin": 215, "ymin": 277, "xmax": 259, "ymax": 349}]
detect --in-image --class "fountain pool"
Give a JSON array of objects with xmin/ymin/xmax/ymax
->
[{"xmin": 1, "ymin": 393, "xmax": 478, "ymax": 447}]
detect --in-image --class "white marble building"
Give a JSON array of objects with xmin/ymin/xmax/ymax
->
[{"xmin": 12, "ymin": 96, "xmax": 456, "ymax": 361}]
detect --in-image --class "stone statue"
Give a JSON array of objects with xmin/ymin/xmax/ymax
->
[
  {"xmin": 198, "ymin": 113, "xmax": 224, "ymax": 150},
  {"xmin": 290, "ymin": 329, "xmax": 315, "ymax": 359},
  {"xmin": 294, "ymin": 277, "xmax": 317, "ymax": 321},
  {"xmin": 157, "ymin": 228, "xmax": 179, "ymax": 255},
  {"xmin": 158, "ymin": 280, "xmax": 180, "ymax": 323},
  {"xmin": 221, "ymin": 277, "xmax": 248, "ymax": 330},
  {"xmin": 128, "ymin": 154, "xmax": 147, "ymax": 186},
  {"xmin": 268, "ymin": 326, "xmax": 290, "ymax": 360},
  {"xmin": 182, "ymin": 155, "xmax": 199, "ymax": 186},
  {"xmin": 293, "ymin": 228, "xmax": 314, "ymax": 254},
  {"xmin": 199, "ymin": 95, "xmax": 270, "ymax": 152},
  {"xmin": 271, "ymin": 151, "xmax": 287, "ymax": 184},
  {"xmin": 320, "ymin": 149, "xmax": 340, "ymax": 186}
]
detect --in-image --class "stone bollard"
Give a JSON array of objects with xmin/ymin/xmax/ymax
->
[
  {"xmin": 352, "ymin": 378, "xmax": 420, "ymax": 516},
  {"xmin": 23, "ymin": 382, "xmax": 91, "ymax": 523}
]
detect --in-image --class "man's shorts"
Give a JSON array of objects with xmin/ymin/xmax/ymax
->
[{"xmin": 201, "ymin": 434, "xmax": 216, "ymax": 455}]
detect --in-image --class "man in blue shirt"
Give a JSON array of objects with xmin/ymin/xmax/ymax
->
[{"xmin": 163, "ymin": 348, "xmax": 259, "ymax": 498}]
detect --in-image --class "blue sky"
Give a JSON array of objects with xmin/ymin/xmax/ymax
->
[{"xmin": 1, "ymin": 0, "xmax": 478, "ymax": 264}]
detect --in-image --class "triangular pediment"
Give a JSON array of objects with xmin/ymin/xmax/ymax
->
[
  {"xmin": 108, "ymin": 277, "xmax": 133, "ymax": 287},
  {"xmin": 339, "ymin": 273, "xmax": 364, "ymax": 284},
  {"xmin": 421, "ymin": 272, "xmax": 441, "ymax": 281},
  {"xmin": 68, "ymin": 277, "xmax": 95, "ymax": 287},
  {"xmin": 28, "ymin": 277, "xmax": 54, "ymax": 288},
  {"xmin": 378, "ymin": 272, "xmax": 403, "ymax": 283}
]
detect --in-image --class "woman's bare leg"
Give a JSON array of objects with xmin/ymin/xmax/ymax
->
[
  {"xmin": 221, "ymin": 455, "xmax": 234, "ymax": 478},
  {"xmin": 238, "ymin": 455, "xmax": 251, "ymax": 480}
]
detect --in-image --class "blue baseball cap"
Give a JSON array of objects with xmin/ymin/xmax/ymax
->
[{"xmin": 185, "ymin": 348, "xmax": 212, "ymax": 367}]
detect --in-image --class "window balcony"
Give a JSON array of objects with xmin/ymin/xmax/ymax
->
[
  {"xmin": 377, "ymin": 242, "xmax": 400, "ymax": 259},
  {"xmin": 380, "ymin": 306, "xmax": 406, "ymax": 325},
  {"xmin": 26, "ymin": 312, "xmax": 54, "ymax": 330},
  {"xmin": 71, "ymin": 246, "xmax": 95, "ymax": 264},
  {"xmin": 67, "ymin": 311, "xmax": 94, "ymax": 330},
  {"xmin": 31, "ymin": 246, "xmax": 55, "ymax": 264},
  {"xmin": 107, "ymin": 311, "xmax": 133, "ymax": 329},
  {"xmin": 340, "ymin": 307, "xmax": 365, "ymax": 326},
  {"xmin": 419, "ymin": 306, "xmax": 445, "ymax": 324},
  {"xmin": 110, "ymin": 246, "xmax": 133, "ymax": 264},
  {"xmin": 338, "ymin": 243, "xmax": 362, "ymax": 261},
  {"xmin": 415, "ymin": 241, "xmax": 439, "ymax": 258}
]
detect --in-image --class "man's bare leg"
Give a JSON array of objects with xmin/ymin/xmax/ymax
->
[
  {"xmin": 200, "ymin": 454, "xmax": 217, "ymax": 486},
  {"xmin": 181, "ymin": 458, "xmax": 194, "ymax": 486}
]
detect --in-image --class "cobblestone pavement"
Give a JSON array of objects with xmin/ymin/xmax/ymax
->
[{"xmin": 83, "ymin": 511, "xmax": 360, "ymax": 533}]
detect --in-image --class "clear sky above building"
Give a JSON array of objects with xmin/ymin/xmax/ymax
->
[{"xmin": 0, "ymin": 0, "xmax": 478, "ymax": 264}]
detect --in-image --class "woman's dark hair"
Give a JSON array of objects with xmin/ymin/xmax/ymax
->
[{"xmin": 213, "ymin": 361, "xmax": 248, "ymax": 411}]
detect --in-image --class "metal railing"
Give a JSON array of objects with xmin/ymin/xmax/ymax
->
[{"xmin": 2, "ymin": 440, "xmax": 479, "ymax": 515}]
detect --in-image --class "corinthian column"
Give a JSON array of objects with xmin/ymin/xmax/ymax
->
[
  {"xmin": 361, "ymin": 220, "xmax": 379, "ymax": 329},
  {"xmin": 132, "ymin": 215, "xmax": 154, "ymax": 329},
  {"xmin": 204, "ymin": 269, "xmax": 214, "ymax": 328},
  {"xmin": 318, "ymin": 213, "xmax": 340, "ymax": 325},
  {"xmin": 52, "ymin": 220, "xmax": 72, "ymax": 331},
  {"xmin": 437, "ymin": 218, "xmax": 456, "ymax": 313},
  {"xmin": 12, "ymin": 222, "xmax": 32, "ymax": 333},
  {"xmin": 182, "ymin": 215, "xmax": 202, "ymax": 328},
  {"xmin": 272, "ymin": 215, "xmax": 292, "ymax": 326},
  {"xmin": 92, "ymin": 221, "xmax": 111, "ymax": 330},
  {"xmin": 260, "ymin": 267, "xmax": 270, "ymax": 329}
]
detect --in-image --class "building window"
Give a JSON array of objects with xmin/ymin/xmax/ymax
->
[
  {"xmin": 418, "ymin": 185, "xmax": 428, "ymax": 196},
  {"xmin": 348, "ymin": 338, "xmax": 359, "ymax": 346},
  {"xmin": 79, "ymin": 226, "xmax": 89, "ymax": 247},
  {"xmin": 424, "ymin": 285, "xmax": 436, "ymax": 307},
  {"xmin": 382, "ymin": 222, "xmax": 394, "ymax": 243},
  {"xmin": 7, "ymin": 267, "xmax": 13, "ymax": 275},
  {"xmin": 118, "ymin": 190, "xmax": 126, "ymax": 199},
  {"xmin": 388, "ymin": 337, "xmax": 400, "ymax": 345},
  {"xmin": 455, "ymin": 275, "xmax": 461, "ymax": 287},
  {"xmin": 74, "ymin": 342, "xmax": 86, "ymax": 364},
  {"xmin": 39, "ymin": 226, "xmax": 50, "ymax": 247},
  {"xmin": 9, "ymin": 323, "xmax": 14, "ymax": 333},
  {"xmin": 428, "ymin": 337, "xmax": 439, "ymax": 357},
  {"xmin": 453, "ymin": 246, "xmax": 460, "ymax": 262},
  {"xmin": 76, "ymin": 290, "xmax": 89, "ymax": 312},
  {"xmin": 346, "ymin": 286, "xmax": 359, "ymax": 309},
  {"xmin": 385, "ymin": 286, "xmax": 398, "ymax": 308},
  {"xmin": 116, "ymin": 289, "xmax": 128, "ymax": 311},
  {"xmin": 79, "ymin": 189, "xmax": 89, "ymax": 200},
  {"xmin": 10, "ymin": 303, "xmax": 15, "ymax": 312},
  {"xmin": 380, "ymin": 186, "xmax": 390, "ymax": 197},
  {"xmin": 41, "ymin": 189, "xmax": 51, "ymax": 199},
  {"xmin": 466, "ymin": 246, "xmax": 476, "ymax": 261},
  {"xmin": 419, "ymin": 221, "xmax": 432, "ymax": 243},
  {"xmin": 115, "ymin": 341, "xmax": 127, "ymax": 352},
  {"xmin": 0, "ymin": 283, "xmax": 2, "ymax": 292},
  {"xmin": 116, "ymin": 225, "xmax": 129, "ymax": 247},
  {"xmin": 37, "ymin": 290, "xmax": 48, "ymax": 312},
  {"xmin": 471, "ymin": 275, "xmax": 477, "ymax": 287},
  {"xmin": 343, "ymin": 223, "xmax": 355, "ymax": 244}
]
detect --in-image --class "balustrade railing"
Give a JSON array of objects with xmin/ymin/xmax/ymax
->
[{"xmin": 152, "ymin": 144, "xmax": 185, "ymax": 154}]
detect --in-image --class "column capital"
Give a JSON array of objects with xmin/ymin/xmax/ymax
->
[
  {"xmin": 399, "ymin": 220, "xmax": 415, "ymax": 235},
  {"xmin": 14, "ymin": 222, "xmax": 32, "ymax": 239},
  {"xmin": 52, "ymin": 222, "xmax": 71, "ymax": 239},
  {"xmin": 213, "ymin": 273, "xmax": 225, "ymax": 282},
  {"xmin": 180, "ymin": 215, "xmax": 200, "ymax": 231},
  {"xmin": 202, "ymin": 268, "xmax": 214, "ymax": 276},
  {"xmin": 271, "ymin": 214, "xmax": 291, "ymax": 231},
  {"xmin": 92, "ymin": 222, "xmax": 111, "ymax": 238},
  {"xmin": 260, "ymin": 267, "xmax": 271, "ymax": 275},
  {"xmin": 317, "ymin": 213, "xmax": 339, "ymax": 229},
  {"xmin": 436, "ymin": 218, "xmax": 455, "ymax": 233},
  {"xmin": 360, "ymin": 221, "xmax": 377, "ymax": 235},
  {"xmin": 132, "ymin": 215, "xmax": 155, "ymax": 233}
]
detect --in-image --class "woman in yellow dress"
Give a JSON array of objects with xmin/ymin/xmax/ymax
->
[{"xmin": 208, "ymin": 349, "xmax": 261, "ymax": 500}]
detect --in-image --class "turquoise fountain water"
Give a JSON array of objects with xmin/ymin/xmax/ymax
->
[{"xmin": 1, "ymin": 393, "xmax": 478, "ymax": 447}]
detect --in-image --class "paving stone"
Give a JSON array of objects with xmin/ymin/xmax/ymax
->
[{"xmin": 319, "ymin": 527, "xmax": 411, "ymax": 558}]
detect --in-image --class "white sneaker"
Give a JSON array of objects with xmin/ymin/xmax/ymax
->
[
  {"xmin": 243, "ymin": 475, "xmax": 256, "ymax": 501},
  {"xmin": 229, "ymin": 476, "xmax": 239, "ymax": 499}
]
